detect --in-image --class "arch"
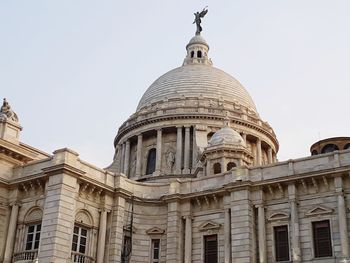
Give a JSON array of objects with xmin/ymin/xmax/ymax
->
[
  {"xmin": 190, "ymin": 51, "xmax": 194, "ymax": 58},
  {"xmin": 146, "ymin": 148, "xmax": 157, "ymax": 175},
  {"xmin": 227, "ymin": 162, "xmax": 236, "ymax": 171},
  {"xmin": 321, "ymin": 144, "xmax": 339, "ymax": 154},
  {"xmin": 213, "ymin": 163, "xmax": 221, "ymax": 174},
  {"xmin": 344, "ymin": 143, "xmax": 350, "ymax": 150},
  {"xmin": 207, "ymin": 132, "xmax": 215, "ymax": 142},
  {"xmin": 197, "ymin": 50, "xmax": 202, "ymax": 58},
  {"xmin": 311, "ymin": 150, "xmax": 318, "ymax": 155},
  {"xmin": 75, "ymin": 209, "xmax": 93, "ymax": 227},
  {"xmin": 24, "ymin": 207, "xmax": 43, "ymax": 223}
]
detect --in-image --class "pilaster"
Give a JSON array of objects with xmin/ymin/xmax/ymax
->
[
  {"xmin": 38, "ymin": 173, "xmax": 78, "ymax": 262},
  {"xmin": 108, "ymin": 195, "xmax": 125, "ymax": 262},
  {"xmin": 166, "ymin": 201, "xmax": 182, "ymax": 263}
]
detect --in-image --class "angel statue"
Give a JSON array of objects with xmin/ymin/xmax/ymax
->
[{"xmin": 193, "ymin": 7, "xmax": 208, "ymax": 35}]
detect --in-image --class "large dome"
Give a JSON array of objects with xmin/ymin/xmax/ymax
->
[{"xmin": 136, "ymin": 64, "xmax": 257, "ymax": 112}]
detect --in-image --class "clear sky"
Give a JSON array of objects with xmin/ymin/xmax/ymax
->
[{"xmin": 1, "ymin": 1, "xmax": 349, "ymax": 168}]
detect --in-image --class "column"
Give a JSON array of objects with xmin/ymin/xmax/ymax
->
[
  {"xmin": 224, "ymin": 209, "xmax": 231, "ymax": 263},
  {"xmin": 206, "ymin": 159, "xmax": 211, "ymax": 176},
  {"xmin": 184, "ymin": 216, "xmax": 192, "ymax": 263},
  {"xmin": 3, "ymin": 203, "xmax": 19, "ymax": 263},
  {"xmin": 242, "ymin": 133, "xmax": 247, "ymax": 143},
  {"xmin": 175, "ymin": 126, "xmax": 183, "ymax": 174},
  {"xmin": 136, "ymin": 134, "xmax": 143, "ymax": 177},
  {"xmin": 288, "ymin": 184, "xmax": 301, "ymax": 262},
  {"xmin": 120, "ymin": 143, "xmax": 125, "ymax": 174},
  {"xmin": 335, "ymin": 176, "xmax": 350, "ymax": 258},
  {"xmin": 123, "ymin": 140, "xmax": 130, "ymax": 176},
  {"xmin": 116, "ymin": 144, "xmax": 122, "ymax": 173},
  {"xmin": 183, "ymin": 126, "xmax": 191, "ymax": 173},
  {"xmin": 221, "ymin": 156, "xmax": 226, "ymax": 173},
  {"xmin": 256, "ymin": 138, "xmax": 262, "ymax": 166},
  {"xmin": 166, "ymin": 201, "xmax": 182, "ymax": 263},
  {"xmin": 96, "ymin": 209, "xmax": 108, "ymax": 263},
  {"xmin": 267, "ymin": 147, "xmax": 273, "ymax": 164},
  {"xmin": 257, "ymin": 204, "xmax": 267, "ymax": 263},
  {"xmin": 155, "ymin": 129, "xmax": 162, "ymax": 175},
  {"xmin": 192, "ymin": 127, "xmax": 198, "ymax": 171},
  {"xmin": 108, "ymin": 196, "xmax": 126, "ymax": 262}
]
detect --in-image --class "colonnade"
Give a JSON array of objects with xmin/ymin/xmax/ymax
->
[
  {"xmin": 119, "ymin": 126, "xmax": 195, "ymax": 177},
  {"xmin": 118, "ymin": 127, "xmax": 277, "ymax": 177}
]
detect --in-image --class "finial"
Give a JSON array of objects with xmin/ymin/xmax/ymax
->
[{"xmin": 193, "ymin": 7, "xmax": 208, "ymax": 35}]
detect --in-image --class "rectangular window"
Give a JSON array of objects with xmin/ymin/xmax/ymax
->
[
  {"xmin": 71, "ymin": 225, "xmax": 88, "ymax": 254},
  {"xmin": 204, "ymin": 235, "xmax": 218, "ymax": 263},
  {"xmin": 121, "ymin": 235, "xmax": 131, "ymax": 263},
  {"xmin": 25, "ymin": 224, "xmax": 41, "ymax": 251},
  {"xmin": 151, "ymin": 239, "xmax": 160, "ymax": 263},
  {"xmin": 313, "ymin": 220, "xmax": 332, "ymax": 258},
  {"xmin": 274, "ymin": 225, "xmax": 289, "ymax": 261}
]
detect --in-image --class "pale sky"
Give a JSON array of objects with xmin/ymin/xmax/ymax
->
[{"xmin": 1, "ymin": 1, "xmax": 349, "ymax": 168}]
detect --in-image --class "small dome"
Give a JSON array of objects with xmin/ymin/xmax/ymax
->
[
  {"xmin": 186, "ymin": 34, "xmax": 209, "ymax": 48},
  {"xmin": 209, "ymin": 127, "xmax": 246, "ymax": 147}
]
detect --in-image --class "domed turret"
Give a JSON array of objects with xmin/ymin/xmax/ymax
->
[{"xmin": 209, "ymin": 126, "xmax": 246, "ymax": 147}]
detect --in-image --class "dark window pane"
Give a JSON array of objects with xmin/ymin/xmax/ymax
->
[
  {"xmin": 73, "ymin": 235, "xmax": 78, "ymax": 243},
  {"xmin": 204, "ymin": 235, "xmax": 217, "ymax": 263},
  {"xmin": 72, "ymin": 243, "xmax": 77, "ymax": 252},
  {"xmin": 321, "ymin": 144, "xmax": 339, "ymax": 154},
  {"xmin": 79, "ymin": 244, "xmax": 86, "ymax": 254},
  {"xmin": 35, "ymin": 232, "xmax": 41, "ymax": 241},
  {"xmin": 34, "ymin": 241, "xmax": 40, "ymax": 249},
  {"xmin": 146, "ymin": 148, "xmax": 156, "ymax": 175},
  {"xmin": 80, "ymin": 237, "xmax": 86, "ymax": 245},
  {"xmin": 274, "ymin": 225, "xmax": 289, "ymax": 261},
  {"xmin": 213, "ymin": 163, "xmax": 221, "ymax": 174},
  {"xmin": 25, "ymin": 241, "xmax": 32, "ymax": 251},
  {"xmin": 81, "ymin": 228, "xmax": 87, "ymax": 237},
  {"xmin": 74, "ymin": 226, "xmax": 79, "ymax": 234},
  {"xmin": 36, "ymin": 224, "xmax": 41, "ymax": 231},
  {"xmin": 27, "ymin": 234, "xmax": 33, "ymax": 242},
  {"xmin": 28, "ymin": 225, "xmax": 35, "ymax": 233},
  {"xmin": 313, "ymin": 220, "xmax": 332, "ymax": 257}
]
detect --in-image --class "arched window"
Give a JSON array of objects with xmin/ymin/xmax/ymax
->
[
  {"xmin": 146, "ymin": 148, "xmax": 156, "ymax": 175},
  {"xmin": 207, "ymin": 132, "xmax": 214, "ymax": 143},
  {"xmin": 197, "ymin": 50, "xmax": 202, "ymax": 58},
  {"xmin": 321, "ymin": 144, "xmax": 339, "ymax": 154},
  {"xmin": 72, "ymin": 210, "xmax": 93, "ymax": 261},
  {"xmin": 24, "ymin": 207, "xmax": 43, "ymax": 252},
  {"xmin": 227, "ymin": 162, "xmax": 236, "ymax": 171},
  {"xmin": 213, "ymin": 163, "xmax": 221, "ymax": 174},
  {"xmin": 311, "ymin": 150, "xmax": 318, "ymax": 155},
  {"xmin": 190, "ymin": 51, "xmax": 194, "ymax": 58},
  {"xmin": 344, "ymin": 143, "xmax": 350, "ymax": 150}
]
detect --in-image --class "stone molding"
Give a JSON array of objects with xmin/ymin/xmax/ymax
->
[
  {"xmin": 305, "ymin": 205, "xmax": 333, "ymax": 217},
  {"xmin": 198, "ymin": 220, "xmax": 221, "ymax": 231}
]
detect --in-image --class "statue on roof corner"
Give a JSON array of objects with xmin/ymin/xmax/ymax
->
[
  {"xmin": 0, "ymin": 98, "xmax": 18, "ymax": 122},
  {"xmin": 193, "ymin": 7, "xmax": 208, "ymax": 35}
]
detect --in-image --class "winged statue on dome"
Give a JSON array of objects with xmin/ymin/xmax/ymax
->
[{"xmin": 193, "ymin": 7, "xmax": 208, "ymax": 35}]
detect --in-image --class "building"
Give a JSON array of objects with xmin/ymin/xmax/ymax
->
[{"xmin": 1, "ymin": 21, "xmax": 350, "ymax": 263}]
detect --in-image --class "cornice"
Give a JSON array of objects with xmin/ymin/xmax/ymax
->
[{"xmin": 114, "ymin": 113, "xmax": 279, "ymax": 150}]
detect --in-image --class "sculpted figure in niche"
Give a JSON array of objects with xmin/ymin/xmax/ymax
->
[{"xmin": 166, "ymin": 150, "xmax": 175, "ymax": 171}]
